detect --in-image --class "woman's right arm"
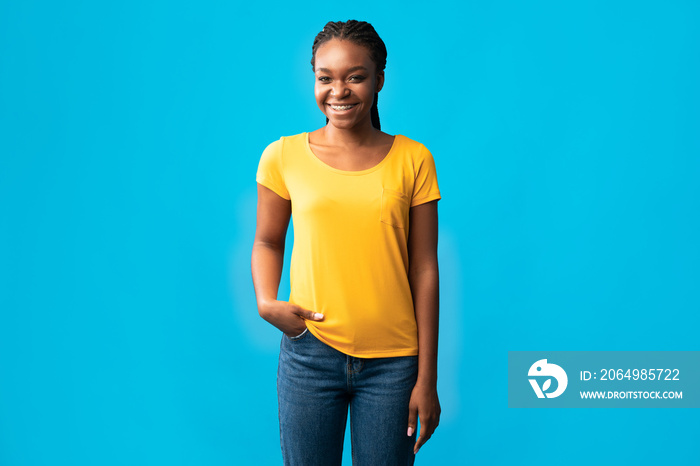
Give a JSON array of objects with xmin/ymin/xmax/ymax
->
[{"xmin": 251, "ymin": 183, "xmax": 324, "ymax": 336}]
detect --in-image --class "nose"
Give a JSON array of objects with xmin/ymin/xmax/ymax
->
[{"xmin": 330, "ymin": 81, "xmax": 349, "ymax": 99}]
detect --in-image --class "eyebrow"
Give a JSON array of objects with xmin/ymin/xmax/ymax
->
[{"xmin": 317, "ymin": 66, "xmax": 369, "ymax": 74}]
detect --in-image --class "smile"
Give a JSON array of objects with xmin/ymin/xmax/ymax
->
[{"xmin": 328, "ymin": 104, "xmax": 357, "ymax": 111}]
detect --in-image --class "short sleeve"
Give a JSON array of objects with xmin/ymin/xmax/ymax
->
[
  {"xmin": 256, "ymin": 138, "xmax": 291, "ymax": 200},
  {"xmin": 410, "ymin": 145, "xmax": 441, "ymax": 207}
]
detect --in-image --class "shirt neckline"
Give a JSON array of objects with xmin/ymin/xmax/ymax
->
[{"xmin": 304, "ymin": 132, "xmax": 400, "ymax": 176}]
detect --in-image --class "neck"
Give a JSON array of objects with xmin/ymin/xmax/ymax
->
[{"xmin": 322, "ymin": 119, "xmax": 379, "ymax": 147}]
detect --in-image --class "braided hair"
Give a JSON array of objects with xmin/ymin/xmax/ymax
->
[{"xmin": 310, "ymin": 20, "xmax": 387, "ymax": 130}]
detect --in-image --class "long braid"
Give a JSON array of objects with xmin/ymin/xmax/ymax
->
[{"xmin": 311, "ymin": 20, "xmax": 387, "ymax": 130}]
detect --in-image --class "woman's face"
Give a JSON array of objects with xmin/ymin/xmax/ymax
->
[{"xmin": 313, "ymin": 38, "xmax": 384, "ymax": 131}]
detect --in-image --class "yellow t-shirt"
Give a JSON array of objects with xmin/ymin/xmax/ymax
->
[{"xmin": 256, "ymin": 132, "xmax": 441, "ymax": 357}]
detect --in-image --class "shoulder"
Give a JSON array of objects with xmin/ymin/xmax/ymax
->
[
  {"xmin": 394, "ymin": 134, "xmax": 434, "ymax": 162},
  {"xmin": 261, "ymin": 132, "xmax": 308, "ymax": 158},
  {"xmin": 281, "ymin": 132, "xmax": 307, "ymax": 143},
  {"xmin": 264, "ymin": 132, "xmax": 306, "ymax": 149}
]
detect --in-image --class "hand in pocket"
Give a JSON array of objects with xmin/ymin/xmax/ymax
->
[{"xmin": 257, "ymin": 300, "xmax": 324, "ymax": 337}]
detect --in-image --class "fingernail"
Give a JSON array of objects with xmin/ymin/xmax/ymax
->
[
  {"xmin": 407, "ymin": 427, "xmax": 413, "ymax": 436},
  {"xmin": 314, "ymin": 313, "xmax": 324, "ymax": 319}
]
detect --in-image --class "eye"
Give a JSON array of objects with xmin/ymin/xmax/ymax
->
[
  {"xmin": 348, "ymin": 75, "xmax": 366, "ymax": 82},
  {"xmin": 317, "ymin": 76, "xmax": 331, "ymax": 83}
]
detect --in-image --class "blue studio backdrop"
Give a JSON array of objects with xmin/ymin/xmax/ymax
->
[{"xmin": 1, "ymin": 1, "xmax": 699, "ymax": 465}]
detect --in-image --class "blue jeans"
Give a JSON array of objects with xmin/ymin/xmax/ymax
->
[{"xmin": 277, "ymin": 328, "xmax": 418, "ymax": 466}]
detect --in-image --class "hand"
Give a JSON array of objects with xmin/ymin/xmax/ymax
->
[
  {"xmin": 407, "ymin": 381, "xmax": 441, "ymax": 454},
  {"xmin": 257, "ymin": 299, "xmax": 324, "ymax": 337}
]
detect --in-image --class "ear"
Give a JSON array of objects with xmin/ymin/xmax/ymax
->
[{"xmin": 375, "ymin": 71, "xmax": 385, "ymax": 93}]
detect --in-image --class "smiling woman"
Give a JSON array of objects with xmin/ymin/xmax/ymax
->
[
  {"xmin": 251, "ymin": 20, "xmax": 442, "ymax": 465},
  {"xmin": 312, "ymin": 21, "xmax": 387, "ymax": 132},
  {"xmin": 314, "ymin": 40, "xmax": 383, "ymax": 133}
]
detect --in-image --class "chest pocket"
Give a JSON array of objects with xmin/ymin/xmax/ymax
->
[{"xmin": 380, "ymin": 188, "xmax": 410, "ymax": 229}]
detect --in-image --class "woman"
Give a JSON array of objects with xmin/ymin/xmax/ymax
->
[{"xmin": 251, "ymin": 20, "xmax": 441, "ymax": 465}]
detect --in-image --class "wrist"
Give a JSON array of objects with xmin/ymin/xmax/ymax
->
[{"xmin": 415, "ymin": 373, "xmax": 437, "ymax": 388}]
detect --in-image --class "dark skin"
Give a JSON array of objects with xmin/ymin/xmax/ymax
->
[{"xmin": 251, "ymin": 38, "xmax": 440, "ymax": 455}]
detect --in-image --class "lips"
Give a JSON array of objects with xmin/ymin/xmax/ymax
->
[{"xmin": 328, "ymin": 103, "xmax": 357, "ymax": 111}]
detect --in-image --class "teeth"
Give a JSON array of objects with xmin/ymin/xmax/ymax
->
[{"xmin": 331, "ymin": 105, "xmax": 355, "ymax": 110}]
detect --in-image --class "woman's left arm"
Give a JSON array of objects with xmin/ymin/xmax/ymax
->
[{"xmin": 406, "ymin": 199, "xmax": 441, "ymax": 455}]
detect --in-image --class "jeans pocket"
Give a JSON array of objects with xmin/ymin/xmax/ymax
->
[
  {"xmin": 380, "ymin": 188, "xmax": 410, "ymax": 229},
  {"xmin": 286, "ymin": 327, "xmax": 309, "ymax": 341}
]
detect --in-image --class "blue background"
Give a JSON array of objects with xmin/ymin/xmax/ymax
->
[{"xmin": 1, "ymin": 0, "xmax": 698, "ymax": 464}]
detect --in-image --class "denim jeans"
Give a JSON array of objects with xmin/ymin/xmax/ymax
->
[{"xmin": 277, "ymin": 328, "xmax": 418, "ymax": 466}]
